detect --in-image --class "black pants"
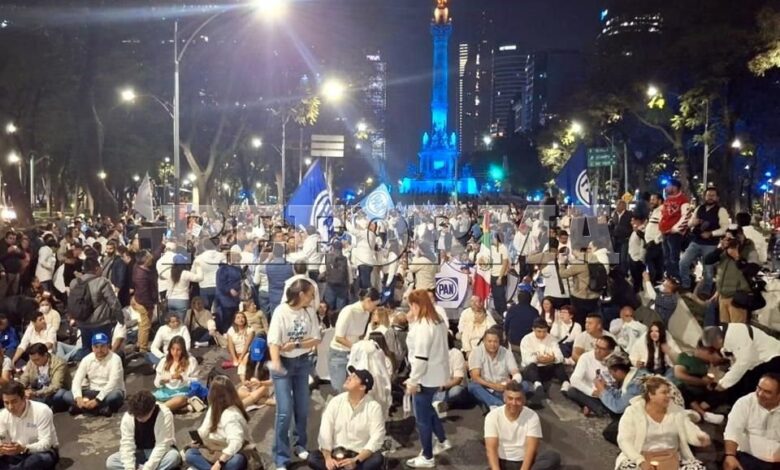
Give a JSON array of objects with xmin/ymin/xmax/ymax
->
[
  {"xmin": 734, "ymin": 451, "xmax": 777, "ymax": 470},
  {"xmin": 645, "ymin": 242, "xmax": 664, "ymax": 284},
  {"xmin": 523, "ymin": 363, "xmax": 569, "ymax": 385},
  {"xmin": 491, "ymin": 275, "xmax": 508, "ymax": 316},
  {"xmin": 0, "ymin": 448, "xmax": 58, "ymax": 470},
  {"xmin": 570, "ymin": 297, "xmax": 599, "ymax": 328},
  {"xmin": 498, "ymin": 450, "xmax": 561, "ymax": 470},
  {"xmin": 517, "ymin": 255, "xmax": 532, "ymax": 279},
  {"xmin": 308, "ymin": 450, "xmax": 384, "ymax": 470},
  {"xmin": 629, "ymin": 260, "xmax": 645, "ymax": 293}
]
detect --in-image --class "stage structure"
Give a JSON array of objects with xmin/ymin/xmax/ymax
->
[{"xmin": 400, "ymin": 0, "xmax": 478, "ymax": 196}]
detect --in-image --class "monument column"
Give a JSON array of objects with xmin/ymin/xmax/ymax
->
[{"xmin": 430, "ymin": 1, "xmax": 452, "ymax": 134}]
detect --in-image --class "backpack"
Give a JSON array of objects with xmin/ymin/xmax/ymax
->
[
  {"xmin": 67, "ymin": 277, "xmax": 98, "ymax": 321},
  {"xmin": 325, "ymin": 253, "xmax": 349, "ymax": 287},
  {"xmin": 587, "ymin": 262, "xmax": 608, "ymax": 294}
]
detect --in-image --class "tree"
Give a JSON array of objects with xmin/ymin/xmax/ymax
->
[{"xmin": 748, "ymin": 7, "xmax": 780, "ymax": 76}]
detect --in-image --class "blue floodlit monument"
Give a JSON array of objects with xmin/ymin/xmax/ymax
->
[{"xmin": 400, "ymin": 0, "xmax": 478, "ymax": 196}]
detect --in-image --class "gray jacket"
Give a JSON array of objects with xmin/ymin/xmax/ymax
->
[{"xmin": 70, "ymin": 273, "xmax": 123, "ymax": 329}]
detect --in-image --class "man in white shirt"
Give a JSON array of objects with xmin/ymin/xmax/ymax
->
[
  {"xmin": 432, "ymin": 333, "xmax": 468, "ymax": 417},
  {"xmin": 571, "ymin": 313, "xmax": 615, "ymax": 363},
  {"xmin": 11, "ymin": 311, "xmax": 56, "ymax": 366},
  {"xmin": 723, "ymin": 373, "xmax": 780, "ymax": 470},
  {"xmin": 468, "ymin": 327, "xmax": 525, "ymax": 409},
  {"xmin": 627, "ymin": 215, "xmax": 647, "ymax": 292},
  {"xmin": 106, "ymin": 390, "xmax": 181, "ymax": 470},
  {"xmin": 485, "ymin": 234, "xmax": 510, "ymax": 316},
  {"xmin": 484, "ymin": 382, "xmax": 561, "ymax": 470},
  {"xmin": 458, "ymin": 296, "xmax": 496, "ymax": 355},
  {"xmin": 644, "ymin": 193, "xmax": 664, "ymax": 284},
  {"xmin": 156, "ymin": 242, "xmax": 177, "ymax": 298},
  {"xmin": 63, "ymin": 332, "xmax": 125, "ymax": 417},
  {"xmin": 308, "ymin": 368, "xmax": 386, "ymax": 470},
  {"xmin": 563, "ymin": 335, "xmax": 617, "ymax": 417},
  {"xmin": 0, "ymin": 381, "xmax": 59, "ymax": 469},
  {"xmin": 329, "ymin": 289, "xmax": 381, "ymax": 394},
  {"xmin": 292, "ymin": 226, "xmax": 324, "ymax": 279},
  {"xmin": 520, "ymin": 318, "xmax": 569, "ymax": 398},
  {"xmin": 609, "ymin": 306, "xmax": 647, "ymax": 353},
  {"xmin": 193, "ymin": 244, "xmax": 225, "ymax": 309}
]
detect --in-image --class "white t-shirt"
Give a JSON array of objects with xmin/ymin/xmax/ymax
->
[
  {"xmin": 330, "ymin": 302, "xmax": 370, "ymax": 353},
  {"xmin": 573, "ymin": 330, "xmax": 615, "ymax": 354},
  {"xmin": 268, "ymin": 303, "xmax": 321, "ymax": 358},
  {"xmin": 2, "ymin": 357, "xmax": 11, "ymax": 374},
  {"xmin": 489, "ymin": 244, "xmax": 510, "ymax": 277},
  {"xmin": 484, "ymin": 406, "xmax": 543, "ymax": 461},
  {"xmin": 227, "ymin": 327, "xmax": 254, "ymax": 355},
  {"xmin": 448, "ymin": 348, "xmax": 466, "ymax": 379}
]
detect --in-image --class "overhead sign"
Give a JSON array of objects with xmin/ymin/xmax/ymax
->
[
  {"xmin": 311, "ymin": 134, "xmax": 345, "ymax": 158},
  {"xmin": 587, "ymin": 147, "xmax": 617, "ymax": 167}
]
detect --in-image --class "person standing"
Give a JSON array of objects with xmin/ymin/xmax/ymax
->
[
  {"xmin": 644, "ymin": 193, "xmax": 665, "ymax": 284},
  {"xmin": 329, "ymin": 289, "xmax": 381, "ymax": 393},
  {"xmin": 268, "ymin": 279, "xmax": 322, "ymax": 470},
  {"xmin": 679, "ymin": 187, "xmax": 729, "ymax": 294},
  {"xmin": 35, "ymin": 235, "xmax": 58, "ymax": 294},
  {"xmin": 609, "ymin": 200, "xmax": 633, "ymax": 275},
  {"xmin": 659, "ymin": 180, "xmax": 690, "ymax": 280},
  {"xmin": 215, "ymin": 251, "xmax": 243, "ymax": 334},
  {"xmin": 486, "ymin": 233, "xmax": 510, "ymax": 316},
  {"xmin": 405, "ymin": 290, "xmax": 452, "ymax": 468},
  {"xmin": 131, "ymin": 250, "xmax": 158, "ymax": 353}
]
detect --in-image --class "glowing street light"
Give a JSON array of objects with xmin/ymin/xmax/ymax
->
[
  {"xmin": 132, "ymin": 174, "xmax": 140, "ymax": 182},
  {"xmin": 731, "ymin": 138, "xmax": 743, "ymax": 150},
  {"xmin": 355, "ymin": 143, "xmax": 362, "ymax": 150},
  {"xmin": 187, "ymin": 172, "xmax": 197, "ymax": 182},
  {"xmin": 5, "ymin": 122, "xmax": 17, "ymax": 134},
  {"xmin": 552, "ymin": 142, "xmax": 559, "ymax": 150},
  {"xmin": 357, "ymin": 121, "xmax": 368, "ymax": 133},
  {"xmin": 97, "ymin": 170, "xmax": 107, "ymax": 180},
  {"xmin": 6, "ymin": 151, "xmax": 20, "ymax": 164},
  {"xmin": 366, "ymin": 177, "xmax": 374, "ymax": 185},
  {"xmin": 570, "ymin": 121, "xmax": 584, "ymax": 135},
  {"xmin": 774, "ymin": 178, "xmax": 780, "ymax": 187},
  {"xmin": 646, "ymin": 85, "xmax": 660, "ymax": 98},
  {"xmin": 119, "ymin": 88, "xmax": 137, "ymax": 103},
  {"xmin": 322, "ymin": 79, "xmax": 347, "ymax": 103},
  {"xmin": 252, "ymin": 0, "xmax": 288, "ymax": 19},
  {"xmin": 255, "ymin": 181, "xmax": 262, "ymax": 189},
  {"xmin": 482, "ymin": 135, "xmax": 493, "ymax": 146},
  {"xmin": 251, "ymin": 136, "xmax": 263, "ymax": 149},
  {"xmin": 304, "ymin": 157, "xmax": 312, "ymax": 166}
]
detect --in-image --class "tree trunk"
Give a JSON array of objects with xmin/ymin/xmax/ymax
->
[{"xmin": 0, "ymin": 162, "xmax": 34, "ymax": 227}]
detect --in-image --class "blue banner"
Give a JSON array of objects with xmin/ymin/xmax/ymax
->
[
  {"xmin": 555, "ymin": 144, "xmax": 592, "ymax": 208},
  {"xmin": 285, "ymin": 160, "xmax": 333, "ymax": 233},
  {"xmin": 360, "ymin": 183, "xmax": 395, "ymax": 220}
]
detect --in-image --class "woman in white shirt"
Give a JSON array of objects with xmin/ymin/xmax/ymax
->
[
  {"xmin": 148, "ymin": 314, "xmax": 192, "ymax": 366},
  {"xmin": 152, "ymin": 336, "xmax": 198, "ymax": 412},
  {"xmin": 629, "ymin": 321, "xmax": 680, "ymax": 380},
  {"xmin": 549, "ymin": 305, "xmax": 582, "ymax": 362},
  {"xmin": 166, "ymin": 255, "xmax": 204, "ymax": 320},
  {"xmin": 616, "ymin": 376, "xmax": 709, "ymax": 470},
  {"xmin": 226, "ymin": 312, "xmax": 254, "ymax": 382},
  {"xmin": 36, "ymin": 235, "xmax": 58, "ymax": 293},
  {"xmin": 184, "ymin": 376, "xmax": 250, "ymax": 470},
  {"xmin": 539, "ymin": 297, "xmax": 557, "ymax": 327},
  {"xmin": 405, "ymin": 289, "xmax": 451, "ymax": 468},
  {"xmin": 38, "ymin": 296, "xmax": 61, "ymax": 334},
  {"xmin": 268, "ymin": 279, "xmax": 322, "ymax": 469}
]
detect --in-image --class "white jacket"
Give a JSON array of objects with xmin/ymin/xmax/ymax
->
[
  {"xmin": 615, "ymin": 397, "xmax": 708, "ymax": 468},
  {"xmin": 348, "ymin": 339, "xmax": 392, "ymax": 420},
  {"xmin": 35, "ymin": 245, "xmax": 56, "ymax": 283},
  {"xmin": 119, "ymin": 405, "xmax": 176, "ymax": 470},
  {"xmin": 196, "ymin": 406, "xmax": 249, "ymax": 458}
]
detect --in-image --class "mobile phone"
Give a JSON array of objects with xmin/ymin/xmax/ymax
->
[{"xmin": 189, "ymin": 430, "xmax": 204, "ymax": 446}]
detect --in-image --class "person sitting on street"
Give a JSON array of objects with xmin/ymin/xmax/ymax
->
[
  {"xmin": 225, "ymin": 312, "xmax": 254, "ymax": 382},
  {"xmin": 563, "ymin": 335, "xmax": 617, "ymax": 417},
  {"xmin": 0, "ymin": 314, "xmax": 20, "ymax": 360},
  {"xmin": 596, "ymin": 354, "xmax": 650, "ymax": 444},
  {"xmin": 549, "ymin": 305, "xmax": 581, "ymax": 362},
  {"xmin": 148, "ymin": 313, "xmax": 191, "ymax": 366},
  {"xmin": 609, "ymin": 306, "xmax": 647, "ymax": 353},
  {"xmin": 615, "ymin": 376, "xmax": 710, "ymax": 470},
  {"xmin": 484, "ymin": 381, "xmax": 561, "ymax": 470},
  {"xmin": 64, "ymin": 332, "xmax": 125, "ymax": 417},
  {"xmin": 11, "ymin": 310, "xmax": 56, "ymax": 367},
  {"xmin": 700, "ymin": 324, "xmax": 780, "ymax": 404},
  {"xmin": 520, "ymin": 318, "xmax": 569, "ymax": 399},
  {"xmin": 432, "ymin": 331, "xmax": 469, "ymax": 417},
  {"xmin": 458, "ymin": 295, "xmax": 496, "ymax": 356},
  {"xmin": 153, "ymin": 336, "xmax": 198, "ymax": 412},
  {"xmin": 504, "ymin": 291, "xmax": 540, "ymax": 365},
  {"xmin": 0, "ymin": 343, "xmax": 13, "ymax": 388},
  {"xmin": 18, "ymin": 343, "xmax": 70, "ymax": 412},
  {"xmin": 0, "ymin": 380, "xmax": 59, "ymax": 469},
  {"xmin": 672, "ymin": 340, "xmax": 727, "ymax": 425},
  {"xmin": 723, "ymin": 373, "xmax": 780, "ymax": 470},
  {"xmin": 105, "ymin": 390, "xmax": 181, "ymax": 470},
  {"xmin": 571, "ymin": 313, "xmax": 615, "ymax": 363},
  {"xmin": 468, "ymin": 326, "xmax": 526, "ymax": 410},
  {"xmin": 307, "ymin": 368, "xmax": 386, "ymax": 470},
  {"xmin": 629, "ymin": 321, "xmax": 680, "ymax": 379}
]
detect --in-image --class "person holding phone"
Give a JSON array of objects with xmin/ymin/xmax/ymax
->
[{"xmin": 0, "ymin": 380, "xmax": 59, "ymax": 469}]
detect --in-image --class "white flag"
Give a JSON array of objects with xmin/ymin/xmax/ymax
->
[{"xmin": 134, "ymin": 174, "xmax": 154, "ymax": 221}]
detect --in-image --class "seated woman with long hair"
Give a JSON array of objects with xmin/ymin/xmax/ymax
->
[
  {"xmin": 185, "ymin": 376, "xmax": 250, "ymax": 470},
  {"xmin": 629, "ymin": 321, "xmax": 680, "ymax": 380},
  {"xmin": 225, "ymin": 312, "xmax": 254, "ymax": 382},
  {"xmin": 238, "ymin": 347, "xmax": 275, "ymax": 409},
  {"xmin": 184, "ymin": 296, "xmax": 220, "ymax": 346},
  {"xmin": 153, "ymin": 335, "xmax": 198, "ymax": 412},
  {"xmin": 615, "ymin": 376, "xmax": 710, "ymax": 470}
]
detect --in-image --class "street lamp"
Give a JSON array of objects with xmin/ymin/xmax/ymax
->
[
  {"xmin": 97, "ymin": 170, "xmax": 107, "ymax": 180},
  {"xmin": 646, "ymin": 85, "xmax": 660, "ymax": 98},
  {"xmin": 321, "ymin": 79, "xmax": 347, "ymax": 103},
  {"xmin": 6, "ymin": 151, "xmax": 20, "ymax": 164},
  {"xmin": 119, "ymin": 88, "xmax": 137, "ymax": 103},
  {"xmin": 132, "ymin": 174, "xmax": 140, "ymax": 182},
  {"xmin": 255, "ymin": 181, "xmax": 262, "ymax": 189},
  {"xmin": 357, "ymin": 121, "xmax": 368, "ymax": 133},
  {"xmin": 731, "ymin": 138, "xmax": 743, "ymax": 150},
  {"xmin": 252, "ymin": 0, "xmax": 288, "ymax": 19},
  {"xmin": 366, "ymin": 177, "xmax": 374, "ymax": 185},
  {"xmin": 304, "ymin": 157, "xmax": 312, "ymax": 166},
  {"xmin": 570, "ymin": 121, "xmax": 584, "ymax": 135},
  {"xmin": 482, "ymin": 135, "xmax": 493, "ymax": 147},
  {"xmin": 251, "ymin": 137, "xmax": 262, "ymax": 149},
  {"xmin": 187, "ymin": 172, "xmax": 197, "ymax": 182},
  {"xmin": 5, "ymin": 122, "xmax": 17, "ymax": 135}
]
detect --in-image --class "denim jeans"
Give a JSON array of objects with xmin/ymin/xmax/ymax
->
[
  {"xmin": 563, "ymin": 387, "xmax": 610, "ymax": 416},
  {"xmin": 271, "ymin": 355, "xmax": 313, "ymax": 467},
  {"xmin": 432, "ymin": 384, "xmax": 469, "ymax": 408},
  {"xmin": 166, "ymin": 299, "xmax": 189, "ymax": 320},
  {"xmin": 328, "ymin": 348, "xmax": 350, "ymax": 393},
  {"xmin": 184, "ymin": 448, "xmax": 247, "ymax": 470},
  {"xmin": 55, "ymin": 342, "xmax": 81, "ymax": 362},
  {"xmin": 146, "ymin": 352, "xmax": 163, "ymax": 366},
  {"xmin": 200, "ymin": 287, "xmax": 216, "ymax": 310},
  {"xmin": 662, "ymin": 233, "xmax": 683, "ymax": 279},
  {"xmin": 0, "ymin": 448, "xmax": 58, "ymax": 469},
  {"xmin": 413, "ymin": 386, "xmax": 447, "ymax": 459},
  {"xmin": 467, "ymin": 382, "xmax": 504, "ymax": 408},
  {"xmin": 323, "ymin": 284, "xmax": 349, "ymax": 313},
  {"xmin": 357, "ymin": 265, "xmax": 373, "ymax": 290},
  {"xmin": 63, "ymin": 389, "xmax": 125, "ymax": 413},
  {"xmin": 106, "ymin": 448, "xmax": 181, "ymax": 470},
  {"xmin": 491, "ymin": 276, "xmax": 508, "ymax": 316},
  {"xmin": 77, "ymin": 324, "xmax": 114, "ymax": 361},
  {"xmin": 679, "ymin": 242, "xmax": 716, "ymax": 291},
  {"xmin": 31, "ymin": 388, "xmax": 68, "ymax": 412}
]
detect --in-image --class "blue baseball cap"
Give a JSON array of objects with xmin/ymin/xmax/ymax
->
[{"xmin": 92, "ymin": 332, "xmax": 110, "ymax": 346}]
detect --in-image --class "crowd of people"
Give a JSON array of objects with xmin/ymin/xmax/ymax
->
[{"xmin": 0, "ymin": 181, "xmax": 777, "ymax": 470}]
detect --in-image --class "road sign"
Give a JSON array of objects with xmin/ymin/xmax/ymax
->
[
  {"xmin": 587, "ymin": 147, "xmax": 617, "ymax": 167},
  {"xmin": 311, "ymin": 134, "xmax": 345, "ymax": 158}
]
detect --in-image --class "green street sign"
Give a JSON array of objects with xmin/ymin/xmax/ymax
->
[{"xmin": 587, "ymin": 147, "xmax": 618, "ymax": 167}]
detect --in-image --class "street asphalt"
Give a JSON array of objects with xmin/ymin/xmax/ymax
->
[{"xmin": 54, "ymin": 347, "xmax": 726, "ymax": 470}]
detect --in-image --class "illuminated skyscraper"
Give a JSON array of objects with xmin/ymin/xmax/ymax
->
[
  {"xmin": 456, "ymin": 9, "xmax": 493, "ymax": 153},
  {"xmin": 490, "ymin": 44, "xmax": 530, "ymax": 137},
  {"xmin": 364, "ymin": 51, "xmax": 387, "ymax": 180}
]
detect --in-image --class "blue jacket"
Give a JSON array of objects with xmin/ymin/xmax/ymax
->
[
  {"xmin": 266, "ymin": 258, "xmax": 294, "ymax": 311},
  {"xmin": 0, "ymin": 327, "xmax": 19, "ymax": 352},
  {"xmin": 504, "ymin": 302, "xmax": 538, "ymax": 346},
  {"xmin": 600, "ymin": 368, "xmax": 649, "ymax": 414},
  {"xmin": 216, "ymin": 264, "xmax": 243, "ymax": 309}
]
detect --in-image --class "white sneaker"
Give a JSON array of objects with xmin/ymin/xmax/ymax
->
[
  {"xmin": 406, "ymin": 455, "xmax": 436, "ymax": 468},
  {"xmin": 294, "ymin": 447, "xmax": 309, "ymax": 460},
  {"xmin": 703, "ymin": 412, "xmax": 725, "ymax": 425},
  {"xmin": 560, "ymin": 381, "xmax": 571, "ymax": 393},
  {"xmin": 433, "ymin": 439, "xmax": 452, "ymax": 456}
]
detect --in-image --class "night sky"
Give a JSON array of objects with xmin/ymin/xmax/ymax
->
[{"xmin": 288, "ymin": 0, "xmax": 604, "ymax": 176}]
